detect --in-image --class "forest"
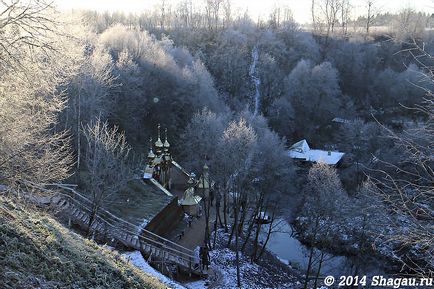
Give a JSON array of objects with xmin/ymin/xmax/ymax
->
[{"xmin": 0, "ymin": 0, "xmax": 433, "ymax": 288}]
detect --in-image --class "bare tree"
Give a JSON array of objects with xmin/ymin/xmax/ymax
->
[
  {"xmin": 365, "ymin": 0, "xmax": 377, "ymax": 37},
  {"xmin": 371, "ymin": 102, "xmax": 433, "ymax": 276},
  {"xmin": 299, "ymin": 163, "xmax": 349, "ymax": 288},
  {"xmin": 311, "ymin": 0, "xmax": 317, "ymax": 32},
  {"xmin": 369, "ymin": 43, "xmax": 433, "ymax": 277},
  {"xmin": 311, "ymin": 0, "xmax": 342, "ymax": 38},
  {"xmin": 82, "ymin": 119, "xmax": 131, "ymax": 236},
  {"xmin": 0, "ymin": 0, "xmax": 58, "ymax": 70},
  {"xmin": 204, "ymin": 0, "xmax": 223, "ymax": 30},
  {"xmin": 68, "ymin": 47, "xmax": 116, "ymax": 174},
  {"xmin": 340, "ymin": 0, "xmax": 351, "ymax": 36},
  {"xmin": 159, "ymin": 0, "xmax": 167, "ymax": 29},
  {"xmin": 222, "ymin": 0, "xmax": 231, "ymax": 27}
]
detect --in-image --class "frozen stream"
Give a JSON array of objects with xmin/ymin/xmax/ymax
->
[
  {"xmin": 249, "ymin": 46, "xmax": 261, "ymax": 116},
  {"xmin": 259, "ymin": 219, "xmax": 354, "ymax": 276}
]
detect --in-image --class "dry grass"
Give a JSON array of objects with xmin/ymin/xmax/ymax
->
[{"xmin": 0, "ymin": 195, "xmax": 167, "ymax": 289}]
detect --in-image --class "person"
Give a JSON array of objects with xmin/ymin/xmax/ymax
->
[
  {"xmin": 200, "ymin": 245, "xmax": 210, "ymax": 270},
  {"xmin": 210, "ymin": 188, "xmax": 214, "ymax": 206}
]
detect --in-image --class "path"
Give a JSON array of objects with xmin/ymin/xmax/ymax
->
[{"xmin": 177, "ymin": 204, "xmax": 216, "ymax": 250}]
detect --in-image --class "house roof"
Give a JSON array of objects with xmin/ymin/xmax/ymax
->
[
  {"xmin": 289, "ymin": 139, "xmax": 310, "ymax": 153},
  {"xmin": 288, "ymin": 139, "xmax": 345, "ymax": 165}
]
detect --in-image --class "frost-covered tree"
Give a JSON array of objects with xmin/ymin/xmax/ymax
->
[
  {"xmin": 82, "ymin": 119, "xmax": 131, "ymax": 236},
  {"xmin": 298, "ymin": 162, "xmax": 349, "ymax": 288},
  {"xmin": 325, "ymin": 40, "xmax": 378, "ymax": 105},
  {"xmin": 371, "ymin": 99, "xmax": 434, "ymax": 277},
  {"xmin": 179, "ymin": 108, "xmax": 230, "ymax": 173},
  {"xmin": 0, "ymin": 64, "xmax": 73, "ymax": 188},
  {"xmin": 267, "ymin": 96, "xmax": 295, "ymax": 139},
  {"xmin": 98, "ymin": 25, "xmax": 223, "ymax": 148},
  {"xmin": 0, "ymin": 0, "xmax": 57, "ymax": 70},
  {"xmin": 0, "ymin": 1, "xmax": 75, "ymax": 189},
  {"xmin": 283, "ymin": 59, "xmax": 342, "ymax": 141},
  {"xmin": 63, "ymin": 44, "xmax": 116, "ymax": 172},
  {"xmin": 207, "ymin": 28, "xmax": 251, "ymax": 108}
]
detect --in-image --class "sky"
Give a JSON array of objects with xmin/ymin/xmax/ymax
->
[{"xmin": 56, "ymin": 0, "xmax": 434, "ymax": 24}]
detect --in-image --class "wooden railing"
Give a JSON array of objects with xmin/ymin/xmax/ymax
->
[{"xmin": 51, "ymin": 185, "xmax": 197, "ymax": 270}]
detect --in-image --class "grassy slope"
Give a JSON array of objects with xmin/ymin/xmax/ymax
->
[{"xmin": 0, "ymin": 195, "xmax": 166, "ymax": 289}]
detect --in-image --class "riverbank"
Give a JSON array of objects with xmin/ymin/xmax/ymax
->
[
  {"xmin": 202, "ymin": 228, "xmax": 303, "ymax": 288},
  {"xmin": 292, "ymin": 216, "xmax": 399, "ymax": 276}
]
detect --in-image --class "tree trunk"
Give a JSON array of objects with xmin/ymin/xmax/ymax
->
[
  {"xmin": 313, "ymin": 251, "xmax": 324, "ymax": 289},
  {"xmin": 256, "ymin": 207, "xmax": 276, "ymax": 261},
  {"xmin": 303, "ymin": 247, "xmax": 314, "ymax": 289},
  {"xmin": 213, "ymin": 213, "xmax": 218, "ymax": 249},
  {"xmin": 86, "ymin": 206, "xmax": 97, "ymax": 237},
  {"xmin": 227, "ymin": 205, "xmax": 236, "ymax": 247},
  {"xmin": 223, "ymin": 190, "xmax": 228, "ymax": 232},
  {"xmin": 241, "ymin": 217, "xmax": 255, "ymax": 253},
  {"xmin": 366, "ymin": 1, "xmax": 372, "ymax": 36},
  {"xmin": 204, "ymin": 196, "xmax": 211, "ymax": 248},
  {"xmin": 237, "ymin": 198, "xmax": 247, "ymax": 236},
  {"xmin": 251, "ymin": 221, "xmax": 262, "ymax": 262},
  {"xmin": 76, "ymin": 90, "xmax": 81, "ymax": 172},
  {"xmin": 241, "ymin": 193, "xmax": 263, "ymax": 253},
  {"xmin": 304, "ymin": 216, "xmax": 320, "ymax": 289},
  {"xmin": 311, "ymin": 0, "xmax": 316, "ymax": 31},
  {"xmin": 234, "ymin": 198, "xmax": 241, "ymax": 288}
]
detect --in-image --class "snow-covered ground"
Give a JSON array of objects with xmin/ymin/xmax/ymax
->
[
  {"xmin": 183, "ymin": 280, "xmax": 207, "ymax": 289},
  {"xmin": 122, "ymin": 251, "xmax": 186, "ymax": 289},
  {"xmin": 121, "ymin": 227, "xmax": 303, "ymax": 289},
  {"xmin": 209, "ymin": 229, "xmax": 300, "ymax": 288}
]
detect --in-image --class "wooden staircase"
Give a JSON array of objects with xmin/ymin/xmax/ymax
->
[{"xmin": 50, "ymin": 186, "xmax": 203, "ymax": 276}]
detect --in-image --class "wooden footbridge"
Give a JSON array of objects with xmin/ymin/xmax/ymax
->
[{"xmin": 48, "ymin": 185, "xmax": 203, "ymax": 276}]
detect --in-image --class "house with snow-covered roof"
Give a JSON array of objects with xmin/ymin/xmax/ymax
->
[{"xmin": 288, "ymin": 139, "xmax": 345, "ymax": 165}]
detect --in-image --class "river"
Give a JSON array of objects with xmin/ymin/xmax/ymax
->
[{"xmin": 259, "ymin": 218, "xmax": 358, "ymax": 276}]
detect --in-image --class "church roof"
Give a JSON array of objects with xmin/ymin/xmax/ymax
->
[
  {"xmin": 172, "ymin": 160, "xmax": 191, "ymax": 177},
  {"xmin": 179, "ymin": 187, "xmax": 202, "ymax": 205},
  {"xmin": 96, "ymin": 179, "xmax": 174, "ymax": 227}
]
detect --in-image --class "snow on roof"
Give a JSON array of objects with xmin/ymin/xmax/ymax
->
[
  {"xmin": 149, "ymin": 177, "xmax": 173, "ymax": 197},
  {"xmin": 171, "ymin": 160, "xmax": 190, "ymax": 177},
  {"xmin": 289, "ymin": 139, "xmax": 310, "ymax": 153},
  {"xmin": 143, "ymin": 172, "xmax": 152, "ymax": 179},
  {"xmin": 332, "ymin": 117, "xmax": 351, "ymax": 124},
  {"xmin": 288, "ymin": 140, "xmax": 345, "ymax": 165}
]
